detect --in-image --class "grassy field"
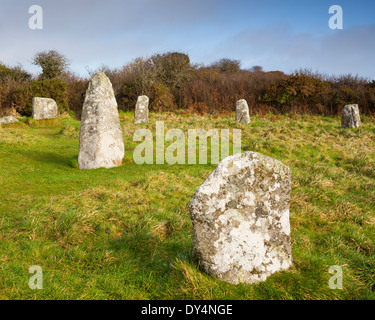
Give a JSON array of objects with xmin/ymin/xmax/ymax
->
[{"xmin": 0, "ymin": 111, "xmax": 374, "ymax": 300}]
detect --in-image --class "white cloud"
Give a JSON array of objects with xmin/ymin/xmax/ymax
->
[
  {"xmin": 207, "ymin": 24, "xmax": 375, "ymax": 79},
  {"xmin": 0, "ymin": 1, "xmax": 374, "ymax": 79}
]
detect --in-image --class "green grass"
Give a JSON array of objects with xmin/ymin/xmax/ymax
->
[{"xmin": 0, "ymin": 112, "xmax": 374, "ymax": 300}]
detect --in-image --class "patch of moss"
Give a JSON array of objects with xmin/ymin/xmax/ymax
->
[{"xmin": 69, "ymin": 155, "xmax": 79, "ymax": 168}]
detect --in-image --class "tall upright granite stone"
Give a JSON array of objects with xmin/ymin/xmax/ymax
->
[
  {"xmin": 134, "ymin": 95, "xmax": 149, "ymax": 123},
  {"xmin": 235, "ymin": 99, "xmax": 250, "ymax": 123},
  {"xmin": 189, "ymin": 151, "xmax": 293, "ymax": 284},
  {"xmin": 341, "ymin": 104, "xmax": 361, "ymax": 128},
  {"xmin": 32, "ymin": 97, "xmax": 58, "ymax": 120},
  {"xmin": 78, "ymin": 72, "xmax": 124, "ymax": 170}
]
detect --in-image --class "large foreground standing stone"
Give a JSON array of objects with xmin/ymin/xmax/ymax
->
[
  {"xmin": 235, "ymin": 99, "xmax": 250, "ymax": 123},
  {"xmin": 78, "ymin": 72, "xmax": 124, "ymax": 169},
  {"xmin": 134, "ymin": 95, "xmax": 149, "ymax": 123},
  {"xmin": 341, "ymin": 104, "xmax": 361, "ymax": 128},
  {"xmin": 189, "ymin": 151, "xmax": 293, "ymax": 284},
  {"xmin": 32, "ymin": 97, "xmax": 58, "ymax": 120}
]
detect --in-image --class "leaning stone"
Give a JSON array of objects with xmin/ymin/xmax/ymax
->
[
  {"xmin": 189, "ymin": 151, "xmax": 293, "ymax": 285},
  {"xmin": 235, "ymin": 99, "xmax": 250, "ymax": 123},
  {"xmin": 134, "ymin": 95, "xmax": 149, "ymax": 123},
  {"xmin": 32, "ymin": 97, "xmax": 58, "ymax": 120},
  {"xmin": 341, "ymin": 104, "xmax": 361, "ymax": 128},
  {"xmin": 78, "ymin": 72, "xmax": 124, "ymax": 170},
  {"xmin": 0, "ymin": 116, "xmax": 19, "ymax": 125}
]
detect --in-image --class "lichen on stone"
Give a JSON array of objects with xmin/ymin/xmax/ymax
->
[
  {"xmin": 78, "ymin": 72, "xmax": 124, "ymax": 170},
  {"xmin": 32, "ymin": 97, "xmax": 58, "ymax": 120},
  {"xmin": 235, "ymin": 99, "xmax": 250, "ymax": 123},
  {"xmin": 134, "ymin": 95, "xmax": 149, "ymax": 124},
  {"xmin": 189, "ymin": 151, "xmax": 293, "ymax": 285},
  {"xmin": 341, "ymin": 104, "xmax": 361, "ymax": 128}
]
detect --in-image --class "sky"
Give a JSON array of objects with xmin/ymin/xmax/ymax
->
[{"xmin": 0, "ymin": 0, "xmax": 374, "ymax": 79}]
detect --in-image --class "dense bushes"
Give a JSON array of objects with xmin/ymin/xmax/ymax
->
[
  {"xmin": 1, "ymin": 54, "xmax": 70, "ymax": 116},
  {"xmin": 179, "ymin": 68, "xmax": 287, "ymax": 114},
  {"xmin": 0, "ymin": 63, "xmax": 31, "ymax": 116},
  {"xmin": 263, "ymin": 73, "xmax": 332, "ymax": 114},
  {"xmin": 63, "ymin": 75, "xmax": 88, "ymax": 113},
  {"xmin": 0, "ymin": 51, "xmax": 374, "ymax": 117},
  {"xmin": 9, "ymin": 79, "xmax": 69, "ymax": 116}
]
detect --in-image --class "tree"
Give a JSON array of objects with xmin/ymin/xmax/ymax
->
[
  {"xmin": 250, "ymin": 65, "xmax": 264, "ymax": 73},
  {"xmin": 32, "ymin": 50, "xmax": 70, "ymax": 79},
  {"xmin": 151, "ymin": 52, "xmax": 191, "ymax": 88},
  {"xmin": 211, "ymin": 58, "xmax": 241, "ymax": 74},
  {"xmin": 123, "ymin": 57, "xmax": 158, "ymax": 95}
]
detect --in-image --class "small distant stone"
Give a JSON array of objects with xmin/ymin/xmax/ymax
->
[
  {"xmin": 189, "ymin": 151, "xmax": 293, "ymax": 285},
  {"xmin": 134, "ymin": 95, "xmax": 149, "ymax": 124},
  {"xmin": 0, "ymin": 116, "xmax": 19, "ymax": 125},
  {"xmin": 341, "ymin": 104, "xmax": 361, "ymax": 128},
  {"xmin": 32, "ymin": 97, "xmax": 58, "ymax": 120},
  {"xmin": 235, "ymin": 99, "xmax": 250, "ymax": 123}
]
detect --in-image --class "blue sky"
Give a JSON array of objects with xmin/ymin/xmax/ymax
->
[{"xmin": 0, "ymin": 0, "xmax": 374, "ymax": 79}]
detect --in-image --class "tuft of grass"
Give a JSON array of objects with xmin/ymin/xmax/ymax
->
[
  {"xmin": 59, "ymin": 124, "xmax": 80, "ymax": 138},
  {"xmin": 69, "ymin": 156, "xmax": 78, "ymax": 168}
]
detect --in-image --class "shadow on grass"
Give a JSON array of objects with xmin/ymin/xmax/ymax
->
[
  {"xmin": 16, "ymin": 148, "xmax": 74, "ymax": 168},
  {"xmin": 108, "ymin": 217, "xmax": 198, "ymax": 295}
]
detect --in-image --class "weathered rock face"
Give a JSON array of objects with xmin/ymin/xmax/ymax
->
[
  {"xmin": 235, "ymin": 99, "xmax": 250, "ymax": 123},
  {"xmin": 32, "ymin": 97, "xmax": 58, "ymax": 120},
  {"xmin": 189, "ymin": 151, "xmax": 293, "ymax": 284},
  {"xmin": 78, "ymin": 72, "xmax": 124, "ymax": 170},
  {"xmin": 0, "ymin": 116, "xmax": 19, "ymax": 125},
  {"xmin": 134, "ymin": 95, "xmax": 149, "ymax": 123},
  {"xmin": 341, "ymin": 104, "xmax": 361, "ymax": 128}
]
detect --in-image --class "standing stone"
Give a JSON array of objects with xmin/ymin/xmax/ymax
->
[
  {"xmin": 235, "ymin": 99, "xmax": 250, "ymax": 123},
  {"xmin": 78, "ymin": 72, "xmax": 124, "ymax": 170},
  {"xmin": 32, "ymin": 97, "xmax": 58, "ymax": 120},
  {"xmin": 189, "ymin": 151, "xmax": 293, "ymax": 285},
  {"xmin": 0, "ymin": 116, "xmax": 19, "ymax": 125},
  {"xmin": 341, "ymin": 104, "xmax": 361, "ymax": 128},
  {"xmin": 134, "ymin": 95, "xmax": 149, "ymax": 123}
]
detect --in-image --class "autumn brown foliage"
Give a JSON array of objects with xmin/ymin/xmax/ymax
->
[{"xmin": 0, "ymin": 51, "xmax": 374, "ymax": 117}]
